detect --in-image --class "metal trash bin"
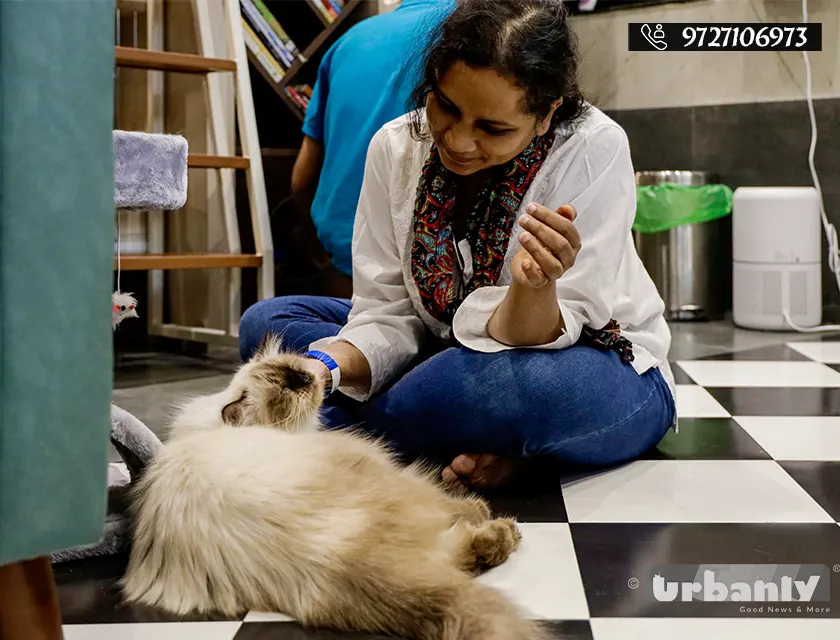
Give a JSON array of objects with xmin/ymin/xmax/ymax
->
[{"xmin": 634, "ymin": 171, "xmax": 732, "ymax": 321}]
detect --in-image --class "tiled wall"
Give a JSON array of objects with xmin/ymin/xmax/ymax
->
[{"xmin": 570, "ymin": 0, "xmax": 840, "ymax": 311}]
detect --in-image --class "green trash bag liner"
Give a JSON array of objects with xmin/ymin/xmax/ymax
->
[{"xmin": 633, "ymin": 183, "xmax": 734, "ymax": 234}]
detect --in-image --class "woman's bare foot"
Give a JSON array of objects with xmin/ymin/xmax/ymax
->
[{"xmin": 442, "ymin": 453, "xmax": 515, "ymax": 489}]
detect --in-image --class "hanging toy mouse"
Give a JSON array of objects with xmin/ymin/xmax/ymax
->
[{"xmin": 113, "ymin": 292, "xmax": 139, "ymax": 329}]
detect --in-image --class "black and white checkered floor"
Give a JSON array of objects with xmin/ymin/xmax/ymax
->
[{"xmin": 59, "ymin": 341, "xmax": 840, "ymax": 639}]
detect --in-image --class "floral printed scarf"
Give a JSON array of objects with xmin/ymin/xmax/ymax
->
[
  {"xmin": 409, "ymin": 130, "xmax": 635, "ymax": 364},
  {"xmin": 410, "ymin": 131, "xmax": 557, "ymax": 326}
]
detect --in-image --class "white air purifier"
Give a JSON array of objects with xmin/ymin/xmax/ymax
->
[{"xmin": 732, "ymin": 187, "xmax": 822, "ymax": 330}]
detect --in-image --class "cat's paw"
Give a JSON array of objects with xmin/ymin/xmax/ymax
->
[{"xmin": 469, "ymin": 518, "xmax": 521, "ymax": 571}]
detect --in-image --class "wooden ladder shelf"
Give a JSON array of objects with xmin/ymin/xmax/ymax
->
[
  {"xmin": 115, "ymin": 45, "xmax": 236, "ymax": 73},
  {"xmin": 115, "ymin": 0, "xmax": 273, "ymax": 347}
]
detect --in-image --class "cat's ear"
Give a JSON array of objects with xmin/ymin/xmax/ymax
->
[{"xmin": 221, "ymin": 393, "xmax": 246, "ymax": 426}]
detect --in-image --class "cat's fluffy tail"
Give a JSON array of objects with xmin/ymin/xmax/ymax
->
[
  {"xmin": 439, "ymin": 578, "xmax": 549, "ymax": 640},
  {"xmin": 332, "ymin": 567, "xmax": 548, "ymax": 640}
]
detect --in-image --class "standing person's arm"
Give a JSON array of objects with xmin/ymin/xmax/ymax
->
[
  {"xmin": 291, "ymin": 135, "xmax": 324, "ymax": 223},
  {"xmin": 290, "ymin": 136, "xmax": 330, "ymax": 268},
  {"xmin": 289, "ymin": 47, "xmax": 334, "ymax": 268}
]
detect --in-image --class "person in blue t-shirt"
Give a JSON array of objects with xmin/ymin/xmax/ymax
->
[{"xmin": 289, "ymin": 0, "xmax": 456, "ymax": 297}]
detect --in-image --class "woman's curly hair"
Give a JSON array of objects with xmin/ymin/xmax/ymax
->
[{"xmin": 407, "ymin": 0, "xmax": 588, "ymax": 140}]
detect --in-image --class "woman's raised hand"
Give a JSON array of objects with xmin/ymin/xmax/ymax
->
[{"xmin": 511, "ymin": 203, "xmax": 581, "ymax": 288}]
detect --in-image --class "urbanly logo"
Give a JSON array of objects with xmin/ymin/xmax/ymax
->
[
  {"xmin": 641, "ymin": 565, "xmax": 832, "ymax": 603},
  {"xmin": 654, "ymin": 570, "xmax": 820, "ymax": 602}
]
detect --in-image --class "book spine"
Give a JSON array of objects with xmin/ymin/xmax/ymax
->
[
  {"xmin": 316, "ymin": 0, "xmax": 338, "ymax": 21},
  {"xmin": 240, "ymin": 0, "xmax": 293, "ymax": 67},
  {"xmin": 285, "ymin": 87, "xmax": 308, "ymax": 111},
  {"xmin": 251, "ymin": 0, "xmax": 294, "ymax": 67},
  {"xmin": 298, "ymin": 85, "xmax": 313, "ymax": 100},
  {"xmin": 242, "ymin": 18, "xmax": 284, "ymax": 82},
  {"xmin": 295, "ymin": 86, "xmax": 311, "ymax": 109},
  {"xmin": 294, "ymin": 86, "xmax": 311, "ymax": 107},
  {"xmin": 252, "ymin": 0, "xmax": 300, "ymax": 58},
  {"xmin": 323, "ymin": 0, "xmax": 342, "ymax": 16}
]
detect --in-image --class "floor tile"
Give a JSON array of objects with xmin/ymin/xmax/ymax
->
[
  {"xmin": 675, "ymin": 386, "xmax": 731, "ymax": 418},
  {"xmin": 709, "ymin": 388, "xmax": 840, "ymax": 416},
  {"xmin": 811, "ymin": 334, "xmax": 840, "ymax": 342},
  {"xmin": 114, "ymin": 352, "xmax": 237, "ymax": 389},
  {"xmin": 483, "ymin": 485, "xmax": 568, "ymax": 523},
  {"xmin": 779, "ymin": 461, "xmax": 840, "ymax": 521},
  {"xmin": 243, "ymin": 612, "xmax": 295, "ymax": 623},
  {"xmin": 233, "ymin": 620, "xmax": 592, "ymax": 639},
  {"xmin": 63, "ymin": 622, "xmax": 243, "ymax": 640},
  {"xmin": 476, "ymin": 523, "xmax": 590, "ymax": 620},
  {"xmin": 701, "ymin": 344, "xmax": 812, "ymax": 362},
  {"xmin": 542, "ymin": 620, "xmax": 594, "ymax": 639},
  {"xmin": 788, "ymin": 341, "xmax": 840, "ymax": 364},
  {"xmin": 111, "ymin": 375, "xmax": 231, "ymax": 439},
  {"xmin": 666, "ymin": 319, "xmax": 804, "ymax": 361},
  {"xmin": 642, "ymin": 418, "xmax": 770, "ymax": 460},
  {"xmin": 670, "ymin": 363, "xmax": 696, "ymax": 385},
  {"xmin": 571, "ymin": 523, "xmax": 840, "ymax": 618},
  {"xmin": 676, "ymin": 361, "xmax": 840, "ymax": 388},
  {"xmin": 589, "ymin": 618, "xmax": 840, "ymax": 639},
  {"xmin": 735, "ymin": 417, "xmax": 840, "ymax": 460},
  {"xmin": 55, "ymin": 555, "xmax": 240, "ymax": 624},
  {"xmin": 233, "ymin": 622, "xmax": 394, "ymax": 639},
  {"xmin": 561, "ymin": 460, "xmax": 834, "ymax": 523}
]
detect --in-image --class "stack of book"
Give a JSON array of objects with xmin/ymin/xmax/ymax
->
[
  {"xmin": 285, "ymin": 85, "xmax": 313, "ymax": 114},
  {"xmin": 311, "ymin": 0, "xmax": 346, "ymax": 23},
  {"xmin": 240, "ymin": 0, "xmax": 303, "ymax": 83}
]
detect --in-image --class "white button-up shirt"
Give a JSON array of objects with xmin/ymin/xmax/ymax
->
[{"xmin": 311, "ymin": 106, "xmax": 675, "ymax": 402}]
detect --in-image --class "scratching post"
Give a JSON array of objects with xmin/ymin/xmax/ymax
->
[{"xmin": 53, "ymin": 132, "xmax": 188, "ymax": 563}]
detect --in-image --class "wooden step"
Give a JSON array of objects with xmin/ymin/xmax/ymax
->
[
  {"xmin": 116, "ymin": 253, "xmax": 262, "ymax": 271},
  {"xmin": 188, "ymin": 154, "xmax": 250, "ymax": 170},
  {"xmin": 115, "ymin": 46, "xmax": 236, "ymax": 74}
]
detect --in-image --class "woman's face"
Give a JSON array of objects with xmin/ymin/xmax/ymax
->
[{"xmin": 425, "ymin": 60, "xmax": 554, "ymax": 176}]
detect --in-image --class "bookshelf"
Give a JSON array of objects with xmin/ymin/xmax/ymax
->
[
  {"xmin": 233, "ymin": 0, "xmax": 370, "ymax": 304},
  {"xmin": 240, "ymin": 0, "xmax": 365, "ymax": 124}
]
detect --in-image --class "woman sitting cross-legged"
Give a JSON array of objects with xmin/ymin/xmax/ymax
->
[{"xmin": 240, "ymin": 0, "xmax": 677, "ymax": 489}]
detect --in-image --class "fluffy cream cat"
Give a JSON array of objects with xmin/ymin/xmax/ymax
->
[{"xmin": 122, "ymin": 338, "xmax": 547, "ymax": 639}]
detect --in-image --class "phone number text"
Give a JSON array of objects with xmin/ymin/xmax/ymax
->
[{"xmin": 629, "ymin": 23, "xmax": 822, "ymax": 52}]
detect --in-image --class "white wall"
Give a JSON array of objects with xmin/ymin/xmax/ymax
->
[{"xmin": 570, "ymin": 0, "xmax": 840, "ymax": 110}]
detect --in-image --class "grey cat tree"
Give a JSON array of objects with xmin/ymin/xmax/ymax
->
[
  {"xmin": 52, "ymin": 131, "xmax": 189, "ymax": 563},
  {"xmin": 115, "ymin": 0, "xmax": 273, "ymax": 346}
]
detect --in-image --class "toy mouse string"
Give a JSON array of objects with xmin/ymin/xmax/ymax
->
[
  {"xmin": 116, "ymin": 211, "xmax": 122, "ymax": 292},
  {"xmin": 112, "ymin": 211, "xmax": 138, "ymax": 329}
]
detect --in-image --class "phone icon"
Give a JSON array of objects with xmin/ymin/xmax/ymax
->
[{"xmin": 641, "ymin": 23, "xmax": 668, "ymax": 51}]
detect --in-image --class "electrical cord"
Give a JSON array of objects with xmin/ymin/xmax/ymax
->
[{"xmin": 781, "ymin": 0, "xmax": 840, "ymax": 332}]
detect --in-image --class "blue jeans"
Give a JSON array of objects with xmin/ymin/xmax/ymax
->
[{"xmin": 239, "ymin": 296, "xmax": 676, "ymax": 468}]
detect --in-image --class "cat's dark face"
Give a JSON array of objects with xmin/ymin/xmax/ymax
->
[{"xmin": 221, "ymin": 336, "xmax": 324, "ymax": 431}]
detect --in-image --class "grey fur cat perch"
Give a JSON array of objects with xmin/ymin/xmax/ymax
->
[
  {"xmin": 114, "ymin": 130, "xmax": 188, "ymax": 211},
  {"xmin": 52, "ymin": 131, "xmax": 188, "ymax": 563}
]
